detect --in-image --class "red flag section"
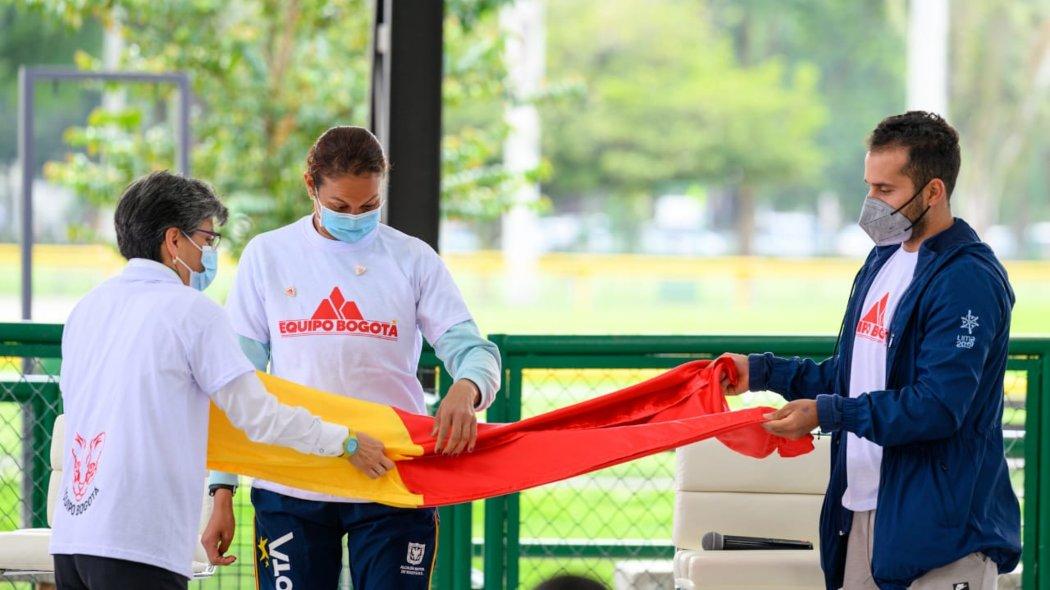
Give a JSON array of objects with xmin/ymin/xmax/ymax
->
[
  {"xmin": 394, "ymin": 358, "xmax": 813, "ymax": 506},
  {"xmin": 208, "ymin": 358, "xmax": 814, "ymax": 508}
]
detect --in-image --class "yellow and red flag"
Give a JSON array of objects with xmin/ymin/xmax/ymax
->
[{"xmin": 206, "ymin": 358, "xmax": 813, "ymax": 508}]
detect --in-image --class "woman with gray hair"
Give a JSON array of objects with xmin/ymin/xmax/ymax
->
[{"xmin": 48, "ymin": 171, "xmax": 389, "ymax": 590}]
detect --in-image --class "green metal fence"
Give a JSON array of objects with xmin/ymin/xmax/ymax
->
[
  {"xmin": 479, "ymin": 336, "xmax": 1045, "ymax": 589},
  {"xmin": 1, "ymin": 325, "xmax": 1047, "ymax": 589}
]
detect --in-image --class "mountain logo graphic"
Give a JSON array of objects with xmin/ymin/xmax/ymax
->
[
  {"xmin": 278, "ymin": 287, "xmax": 398, "ymax": 340},
  {"xmin": 855, "ymin": 293, "xmax": 889, "ymax": 343}
]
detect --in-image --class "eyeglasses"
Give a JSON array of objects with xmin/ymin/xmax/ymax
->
[{"xmin": 190, "ymin": 228, "xmax": 222, "ymax": 249}]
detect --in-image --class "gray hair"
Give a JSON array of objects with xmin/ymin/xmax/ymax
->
[{"xmin": 114, "ymin": 170, "xmax": 228, "ymax": 262}]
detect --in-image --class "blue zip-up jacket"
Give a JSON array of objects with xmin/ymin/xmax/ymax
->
[{"xmin": 748, "ymin": 218, "xmax": 1020, "ymax": 590}]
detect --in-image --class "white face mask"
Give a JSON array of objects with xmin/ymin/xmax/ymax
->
[{"xmin": 857, "ymin": 186, "xmax": 929, "ymax": 246}]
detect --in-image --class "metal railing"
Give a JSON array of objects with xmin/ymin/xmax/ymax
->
[{"xmin": 1, "ymin": 325, "xmax": 1046, "ymax": 589}]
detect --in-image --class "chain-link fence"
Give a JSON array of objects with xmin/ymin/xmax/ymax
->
[
  {"xmin": 0, "ymin": 326, "xmax": 63, "ymax": 590},
  {"xmin": 0, "ymin": 358, "xmax": 62, "ymax": 532},
  {"xmin": 1003, "ymin": 369, "xmax": 1029, "ymax": 545},
  {"xmin": 516, "ymin": 368, "xmax": 671, "ymax": 588},
  {"xmin": 508, "ymin": 365, "xmax": 1032, "ymax": 589},
  {"xmin": 0, "ymin": 334, "xmax": 449, "ymax": 590},
  {"xmin": 490, "ymin": 336, "xmax": 1047, "ymax": 590},
  {"xmin": 0, "ymin": 328, "xmax": 1046, "ymax": 590}
]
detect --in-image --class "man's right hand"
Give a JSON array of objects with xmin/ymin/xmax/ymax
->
[
  {"xmin": 717, "ymin": 353, "xmax": 750, "ymax": 396},
  {"xmin": 347, "ymin": 432, "xmax": 396, "ymax": 479}
]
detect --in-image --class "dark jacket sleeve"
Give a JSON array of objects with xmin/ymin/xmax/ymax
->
[
  {"xmin": 816, "ymin": 264, "xmax": 1008, "ymax": 446},
  {"xmin": 749, "ymin": 353, "xmax": 838, "ymax": 401}
]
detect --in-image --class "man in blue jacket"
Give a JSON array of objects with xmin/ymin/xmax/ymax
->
[{"xmin": 722, "ymin": 111, "xmax": 1020, "ymax": 590}]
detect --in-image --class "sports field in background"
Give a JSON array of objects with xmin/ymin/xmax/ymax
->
[
  {"xmin": 0, "ymin": 244, "xmax": 1044, "ymax": 588},
  {"xmin": 2, "ymin": 244, "xmax": 1048, "ymax": 335}
]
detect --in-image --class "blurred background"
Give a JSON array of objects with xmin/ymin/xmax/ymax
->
[
  {"xmin": 0, "ymin": 0, "xmax": 1047, "ymax": 336},
  {"xmin": 1, "ymin": 2, "xmax": 1048, "ymax": 589}
]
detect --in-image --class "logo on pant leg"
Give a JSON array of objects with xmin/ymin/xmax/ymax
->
[
  {"xmin": 953, "ymin": 583, "xmax": 970, "ymax": 590},
  {"xmin": 258, "ymin": 532, "xmax": 295, "ymax": 589},
  {"xmin": 401, "ymin": 542, "xmax": 427, "ymax": 576},
  {"xmin": 407, "ymin": 542, "xmax": 426, "ymax": 565}
]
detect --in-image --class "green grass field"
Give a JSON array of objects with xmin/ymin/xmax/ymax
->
[
  {"xmin": 3, "ymin": 246, "xmax": 1048, "ymax": 334},
  {"xmin": 0, "ymin": 246, "xmax": 1046, "ymax": 588}
]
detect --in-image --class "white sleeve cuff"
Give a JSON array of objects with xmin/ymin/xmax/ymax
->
[{"xmin": 318, "ymin": 423, "xmax": 351, "ymax": 457}]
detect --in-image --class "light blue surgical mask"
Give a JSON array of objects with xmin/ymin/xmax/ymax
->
[
  {"xmin": 316, "ymin": 197, "xmax": 382, "ymax": 243},
  {"xmin": 175, "ymin": 232, "xmax": 218, "ymax": 291}
]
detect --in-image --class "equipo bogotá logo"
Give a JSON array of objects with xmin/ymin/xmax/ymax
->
[
  {"xmin": 856, "ymin": 293, "xmax": 890, "ymax": 344},
  {"xmin": 278, "ymin": 287, "xmax": 399, "ymax": 341}
]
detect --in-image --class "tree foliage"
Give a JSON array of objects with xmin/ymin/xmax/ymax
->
[
  {"xmin": 540, "ymin": 0, "xmax": 827, "ymax": 251},
  {"xmin": 15, "ymin": 0, "xmax": 522, "ymax": 251}
]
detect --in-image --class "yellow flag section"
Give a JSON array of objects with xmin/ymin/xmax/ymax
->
[{"xmin": 206, "ymin": 371, "xmax": 426, "ymax": 508}]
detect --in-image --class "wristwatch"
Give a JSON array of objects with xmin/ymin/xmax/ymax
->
[
  {"xmin": 343, "ymin": 433, "xmax": 359, "ymax": 456},
  {"xmin": 208, "ymin": 483, "xmax": 235, "ymax": 497}
]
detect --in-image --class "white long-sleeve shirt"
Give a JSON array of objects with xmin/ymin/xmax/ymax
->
[
  {"xmin": 222, "ymin": 217, "xmax": 493, "ymax": 503},
  {"xmin": 50, "ymin": 259, "xmax": 346, "ymax": 579},
  {"xmin": 213, "ymin": 371, "xmax": 348, "ymax": 457}
]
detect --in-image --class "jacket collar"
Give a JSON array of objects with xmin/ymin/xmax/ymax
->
[
  {"xmin": 920, "ymin": 217, "xmax": 980, "ymax": 254},
  {"xmin": 121, "ymin": 258, "xmax": 183, "ymax": 285}
]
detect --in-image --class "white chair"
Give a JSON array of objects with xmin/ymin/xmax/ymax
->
[
  {"xmin": 672, "ymin": 436, "xmax": 830, "ymax": 590},
  {"xmin": 0, "ymin": 415, "xmax": 217, "ymax": 585}
]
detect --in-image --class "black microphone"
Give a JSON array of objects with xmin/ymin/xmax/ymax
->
[{"xmin": 701, "ymin": 532, "xmax": 813, "ymax": 551}]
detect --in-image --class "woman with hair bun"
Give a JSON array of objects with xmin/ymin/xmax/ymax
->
[{"xmin": 204, "ymin": 126, "xmax": 500, "ymax": 590}]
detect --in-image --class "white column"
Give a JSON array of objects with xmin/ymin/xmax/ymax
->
[
  {"xmin": 102, "ymin": 12, "xmax": 126, "ymax": 111},
  {"xmin": 500, "ymin": 0, "xmax": 544, "ymax": 303},
  {"xmin": 906, "ymin": 0, "xmax": 949, "ymax": 117}
]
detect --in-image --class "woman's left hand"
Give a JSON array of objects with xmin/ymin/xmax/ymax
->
[{"xmin": 433, "ymin": 380, "xmax": 480, "ymax": 455}]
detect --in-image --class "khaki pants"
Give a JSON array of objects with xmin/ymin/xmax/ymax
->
[{"xmin": 842, "ymin": 510, "xmax": 998, "ymax": 590}]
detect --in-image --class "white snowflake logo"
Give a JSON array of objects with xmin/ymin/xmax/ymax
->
[{"xmin": 960, "ymin": 310, "xmax": 980, "ymax": 335}]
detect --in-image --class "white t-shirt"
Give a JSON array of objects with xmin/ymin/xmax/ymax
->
[
  {"xmin": 842, "ymin": 247, "xmax": 919, "ymax": 512},
  {"xmin": 227, "ymin": 216, "xmax": 473, "ymax": 502},
  {"xmin": 50, "ymin": 259, "xmax": 255, "ymax": 578}
]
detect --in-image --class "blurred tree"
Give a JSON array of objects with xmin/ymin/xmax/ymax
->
[
  {"xmin": 541, "ymin": 0, "xmax": 826, "ymax": 253},
  {"xmin": 950, "ymin": 0, "xmax": 1050, "ymax": 247},
  {"xmin": 0, "ymin": 6, "xmax": 102, "ymax": 240},
  {"xmin": 708, "ymin": 0, "xmax": 907, "ymax": 230},
  {"xmin": 0, "ymin": 6, "xmax": 102, "ymax": 164},
  {"xmin": 444, "ymin": 1, "xmax": 535, "ymax": 223},
  {"xmin": 11, "ymin": 0, "xmax": 525, "ymax": 252},
  {"xmin": 713, "ymin": 0, "xmax": 1050, "ymax": 252}
]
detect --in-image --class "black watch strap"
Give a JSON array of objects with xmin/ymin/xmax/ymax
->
[{"xmin": 208, "ymin": 483, "xmax": 236, "ymax": 497}]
